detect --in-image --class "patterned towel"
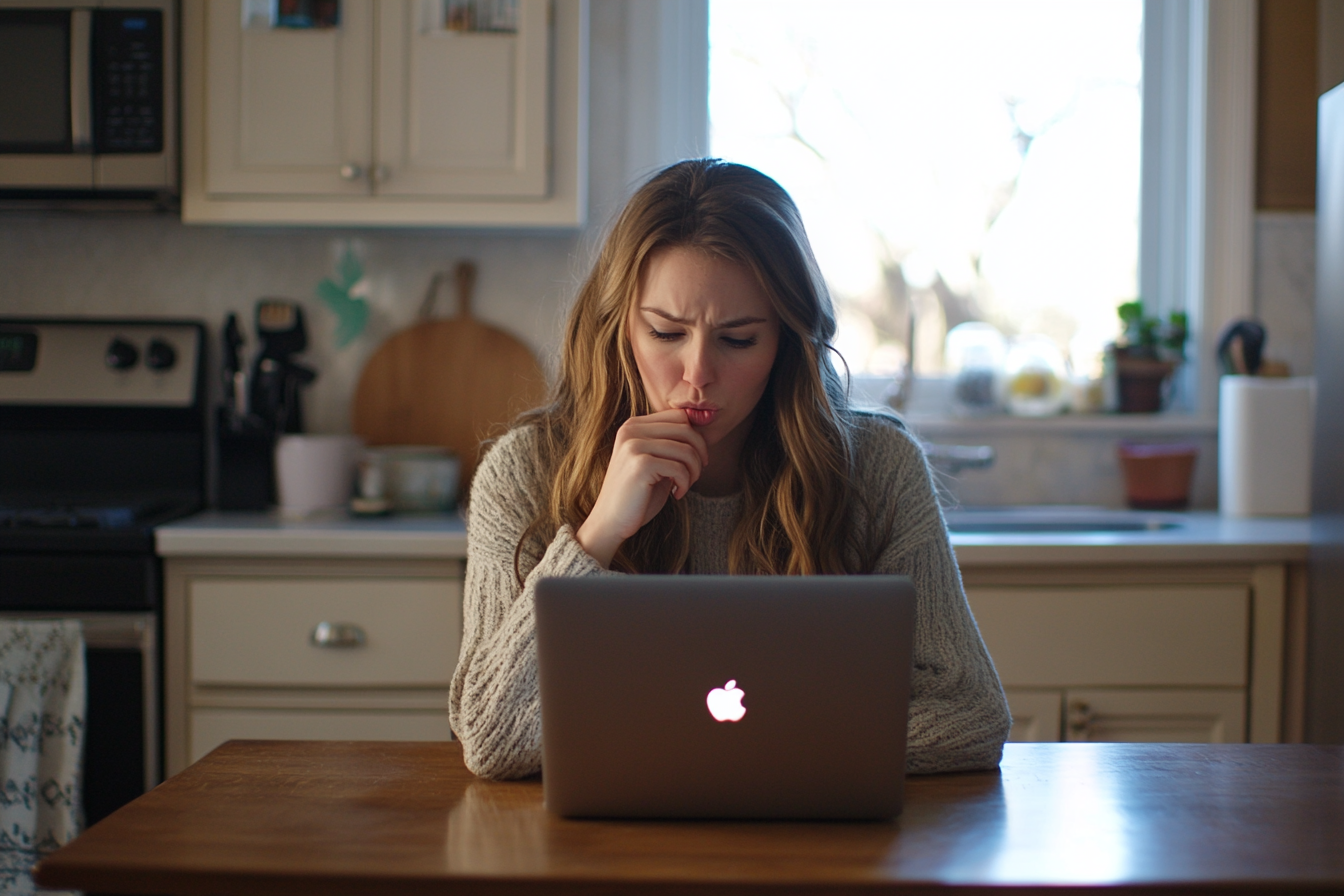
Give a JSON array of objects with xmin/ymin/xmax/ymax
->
[{"xmin": 0, "ymin": 620, "xmax": 84, "ymax": 895}]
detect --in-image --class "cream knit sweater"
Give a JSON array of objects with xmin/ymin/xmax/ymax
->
[{"xmin": 449, "ymin": 412, "xmax": 1012, "ymax": 780}]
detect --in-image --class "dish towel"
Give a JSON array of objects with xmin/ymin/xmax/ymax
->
[{"xmin": 0, "ymin": 621, "xmax": 84, "ymax": 894}]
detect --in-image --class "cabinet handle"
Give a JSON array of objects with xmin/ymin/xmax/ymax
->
[
  {"xmin": 339, "ymin": 163, "xmax": 365, "ymax": 182},
  {"xmin": 310, "ymin": 622, "xmax": 367, "ymax": 648},
  {"xmin": 372, "ymin": 164, "xmax": 391, "ymax": 184}
]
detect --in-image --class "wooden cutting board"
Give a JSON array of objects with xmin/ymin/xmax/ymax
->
[{"xmin": 351, "ymin": 262, "xmax": 549, "ymax": 492}]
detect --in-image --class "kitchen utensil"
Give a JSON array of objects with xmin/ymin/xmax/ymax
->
[
  {"xmin": 221, "ymin": 312, "xmax": 246, "ymax": 426},
  {"xmin": 274, "ymin": 434, "xmax": 361, "ymax": 517},
  {"xmin": 1216, "ymin": 319, "xmax": 1267, "ymax": 375},
  {"xmin": 351, "ymin": 261, "xmax": 548, "ymax": 492},
  {"xmin": 249, "ymin": 299, "xmax": 317, "ymax": 434}
]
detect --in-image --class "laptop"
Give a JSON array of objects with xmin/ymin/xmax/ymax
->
[{"xmin": 535, "ymin": 575, "xmax": 915, "ymax": 820}]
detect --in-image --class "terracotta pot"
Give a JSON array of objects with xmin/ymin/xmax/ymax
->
[
  {"xmin": 1117, "ymin": 441, "xmax": 1198, "ymax": 510},
  {"xmin": 1115, "ymin": 356, "xmax": 1177, "ymax": 413}
]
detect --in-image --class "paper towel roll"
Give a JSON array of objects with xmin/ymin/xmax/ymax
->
[{"xmin": 1218, "ymin": 376, "xmax": 1316, "ymax": 516}]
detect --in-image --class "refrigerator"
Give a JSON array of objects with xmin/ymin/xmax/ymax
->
[{"xmin": 1309, "ymin": 82, "xmax": 1344, "ymax": 742}]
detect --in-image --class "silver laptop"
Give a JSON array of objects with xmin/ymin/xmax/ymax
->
[{"xmin": 535, "ymin": 575, "xmax": 915, "ymax": 820}]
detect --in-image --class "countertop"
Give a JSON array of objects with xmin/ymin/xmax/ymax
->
[
  {"xmin": 156, "ymin": 509, "xmax": 1310, "ymax": 565},
  {"xmin": 155, "ymin": 510, "xmax": 467, "ymax": 558},
  {"xmin": 947, "ymin": 511, "xmax": 1311, "ymax": 565}
]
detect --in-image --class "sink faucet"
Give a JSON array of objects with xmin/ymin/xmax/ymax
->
[{"xmin": 922, "ymin": 443, "xmax": 995, "ymax": 473}]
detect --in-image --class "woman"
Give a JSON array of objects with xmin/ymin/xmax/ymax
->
[{"xmin": 450, "ymin": 159, "xmax": 1011, "ymax": 780}]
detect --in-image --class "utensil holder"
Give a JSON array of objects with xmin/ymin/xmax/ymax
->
[{"xmin": 217, "ymin": 413, "xmax": 274, "ymax": 510}]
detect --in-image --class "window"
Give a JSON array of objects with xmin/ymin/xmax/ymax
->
[
  {"xmin": 711, "ymin": 0, "xmax": 1142, "ymax": 385},
  {"xmin": 676, "ymin": 0, "xmax": 1257, "ymax": 415}
]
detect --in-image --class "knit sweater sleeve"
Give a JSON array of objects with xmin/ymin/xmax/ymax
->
[
  {"xmin": 853, "ymin": 413, "xmax": 1012, "ymax": 774},
  {"xmin": 448, "ymin": 427, "xmax": 621, "ymax": 780}
]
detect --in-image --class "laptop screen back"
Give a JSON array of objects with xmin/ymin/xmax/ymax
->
[{"xmin": 535, "ymin": 575, "xmax": 915, "ymax": 819}]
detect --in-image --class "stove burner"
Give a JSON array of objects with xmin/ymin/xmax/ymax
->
[{"xmin": 0, "ymin": 506, "xmax": 138, "ymax": 530}]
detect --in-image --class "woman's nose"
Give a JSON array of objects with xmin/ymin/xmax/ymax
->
[{"xmin": 682, "ymin": 336, "xmax": 715, "ymax": 388}]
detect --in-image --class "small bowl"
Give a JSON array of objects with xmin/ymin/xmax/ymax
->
[{"xmin": 1117, "ymin": 442, "xmax": 1198, "ymax": 510}]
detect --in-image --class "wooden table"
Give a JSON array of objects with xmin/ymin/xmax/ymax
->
[{"xmin": 33, "ymin": 740, "xmax": 1344, "ymax": 895}]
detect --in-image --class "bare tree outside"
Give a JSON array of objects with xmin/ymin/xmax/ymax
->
[{"xmin": 709, "ymin": 0, "xmax": 1142, "ymax": 384}]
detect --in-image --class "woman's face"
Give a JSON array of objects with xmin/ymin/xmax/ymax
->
[{"xmin": 628, "ymin": 246, "xmax": 781, "ymax": 448}]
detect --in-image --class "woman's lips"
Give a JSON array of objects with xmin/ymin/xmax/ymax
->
[{"xmin": 681, "ymin": 407, "xmax": 718, "ymax": 426}]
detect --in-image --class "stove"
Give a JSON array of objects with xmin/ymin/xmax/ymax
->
[{"xmin": 0, "ymin": 317, "xmax": 207, "ymax": 824}]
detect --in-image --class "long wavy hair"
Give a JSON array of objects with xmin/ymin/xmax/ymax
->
[{"xmin": 515, "ymin": 159, "xmax": 885, "ymax": 578}]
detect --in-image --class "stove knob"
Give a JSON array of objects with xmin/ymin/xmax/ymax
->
[
  {"xmin": 145, "ymin": 338, "xmax": 177, "ymax": 371},
  {"xmin": 106, "ymin": 338, "xmax": 139, "ymax": 371}
]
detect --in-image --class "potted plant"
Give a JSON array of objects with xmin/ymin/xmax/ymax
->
[{"xmin": 1109, "ymin": 301, "xmax": 1187, "ymax": 413}]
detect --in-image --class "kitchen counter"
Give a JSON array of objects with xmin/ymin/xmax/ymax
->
[
  {"xmin": 948, "ymin": 511, "xmax": 1311, "ymax": 566},
  {"xmin": 155, "ymin": 510, "xmax": 466, "ymax": 558},
  {"xmin": 156, "ymin": 509, "xmax": 1309, "ymax": 565}
]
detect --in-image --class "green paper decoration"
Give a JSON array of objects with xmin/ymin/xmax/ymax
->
[{"xmin": 316, "ymin": 247, "xmax": 370, "ymax": 349}]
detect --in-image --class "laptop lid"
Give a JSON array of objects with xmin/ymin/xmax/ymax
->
[{"xmin": 535, "ymin": 575, "xmax": 915, "ymax": 820}]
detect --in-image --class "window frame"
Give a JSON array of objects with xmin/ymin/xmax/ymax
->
[{"xmin": 630, "ymin": 0, "xmax": 1257, "ymax": 418}]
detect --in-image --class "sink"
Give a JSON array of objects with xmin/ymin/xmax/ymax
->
[{"xmin": 944, "ymin": 507, "xmax": 1185, "ymax": 534}]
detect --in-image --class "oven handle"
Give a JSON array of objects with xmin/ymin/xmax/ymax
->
[{"xmin": 70, "ymin": 9, "xmax": 93, "ymax": 153}]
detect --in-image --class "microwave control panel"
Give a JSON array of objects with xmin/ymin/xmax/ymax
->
[{"xmin": 92, "ymin": 8, "xmax": 163, "ymax": 154}]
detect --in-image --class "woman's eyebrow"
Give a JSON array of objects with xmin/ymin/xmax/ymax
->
[{"xmin": 641, "ymin": 307, "xmax": 768, "ymax": 328}]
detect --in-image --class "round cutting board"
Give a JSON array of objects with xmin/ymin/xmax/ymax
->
[{"xmin": 351, "ymin": 262, "xmax": 549, "ymax": 493}]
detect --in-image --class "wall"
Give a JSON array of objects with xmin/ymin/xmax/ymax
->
[
  {"xmin": 0, "ymin": 2, "xmax": 1325, "ymax": 512},
  {"xmin": 0, "ymin": 1, "xmax": 641, "ymax": 437}
]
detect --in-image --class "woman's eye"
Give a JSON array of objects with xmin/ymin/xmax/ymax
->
[
  {"xmin": 649, "ymin": 328, "xmax": 682, "ymax": 342},
  {"xmin": 722, "ymin": 335, "xmax": 758, "ymax": 349}
]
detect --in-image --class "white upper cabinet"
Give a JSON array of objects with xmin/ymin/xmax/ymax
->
[
  {"xmin": 203, "ymin": 1, "xmax": 374, "ymax": 197},
  {"xmin": 375, "ymin": 0, "xmax": 549, "ymax": 199},
  {"xmin": 183, "ymin": 0, "xmax": 587, "ymax": 226}
]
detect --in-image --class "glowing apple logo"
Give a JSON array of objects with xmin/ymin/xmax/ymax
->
[{"xmin": 706, "ymin": 679, "xmax": 746, "ymax": 722}]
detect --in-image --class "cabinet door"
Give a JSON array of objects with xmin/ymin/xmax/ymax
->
[
  {"xmin": 1004, "ymin": 689, "xmax": 1063, "ymax": 742},
  {"xmin": 1064, "ymin": 688, "xmax": 1247, "ymax": 743},
  {"xmin": 204, "ymin": 0, "xmax": 374, "ymax": 196},
  {"xmin": 374, "ymin": 0, "xmax": 549, "ymax": 198}
]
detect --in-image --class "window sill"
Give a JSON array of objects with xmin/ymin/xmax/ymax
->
[
  {"xmin": 896, "ymin": 412, "xmax": 1218, "ymax": 438},
  {"xmin": 848, "ymin": 375, "xmax": 1217, "ymax": 437}
]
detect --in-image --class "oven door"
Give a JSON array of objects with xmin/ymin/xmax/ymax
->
[{"xmin": 1, "ymin": 612, "xmax": 159, "ymax": 827}]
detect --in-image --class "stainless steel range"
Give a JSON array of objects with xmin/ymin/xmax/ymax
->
[{"xmin": 0, "ymin": 317, "xmax": 206, "ymax": 825}]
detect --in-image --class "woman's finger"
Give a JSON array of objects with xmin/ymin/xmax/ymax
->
[{"xmin": 618, "ymin": 412, "xmax": 710, "ymax": 467}]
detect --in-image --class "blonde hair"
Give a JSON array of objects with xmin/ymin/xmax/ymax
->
[{"xmin": 516, "ymin": 159, "xmax": 883, "ymax": 577}]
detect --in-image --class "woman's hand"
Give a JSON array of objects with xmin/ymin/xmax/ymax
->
[{"xmin": 575, "ymin": 409, "xmax": 709, "ymax": 568}]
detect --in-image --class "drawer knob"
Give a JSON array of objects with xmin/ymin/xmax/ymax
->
[{"xmin": 310, "ymin": 622, "xmax": 367, "ymax": 648}]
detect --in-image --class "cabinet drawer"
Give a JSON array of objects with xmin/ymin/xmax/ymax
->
[
  {"xmin": 190, "ymin": 707, "xmax": 453, "ymax": 766},
  {"xmin": 189, "ymin": 577, "xmax": 460, "ymax": 686},
  {"xmin": 967, "ymin": 585, "xmax": 1249, "ymax": 687},
  {"xmin": 1064, "ymin": 688, "xmax": 1247, "ymax": 743},
  {"xmin": 1004, "ymin": 688, "xmax": 1064, "ymax": 743}
]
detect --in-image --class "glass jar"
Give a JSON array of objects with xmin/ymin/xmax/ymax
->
[
  {"xmin": 1003, "ymin": 336, "xmax": 1068, "ymax": 416},
  {"xmin": 945, "ymin": 322, "xmax": 1007, "ymax": 416}
]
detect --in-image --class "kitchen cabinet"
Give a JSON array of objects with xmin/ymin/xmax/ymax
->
[
  {"xmin": 964, "ymin": 562, "xmax": 1299, "ymax": 744},
  {"xmin": 181, "ymin": 0, "xmax": 587, "ymax": 226},
  {"xmin": 164, "ymin": 555, "xmax": 463, "ymax": 776}
]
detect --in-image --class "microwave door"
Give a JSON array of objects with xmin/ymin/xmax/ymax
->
[{"xmin": 0, "ymin": 7, "xmax": 94, "ymax": 189}]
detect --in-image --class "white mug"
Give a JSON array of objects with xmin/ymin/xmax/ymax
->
[{"xmin": 274, "ymin": 435, "xmax": 362, "ymax": 517}]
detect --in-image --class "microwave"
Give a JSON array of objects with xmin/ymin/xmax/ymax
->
[{"xmin": 0, "ymin": 1, "xmax": 175, "ymax": 197}]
